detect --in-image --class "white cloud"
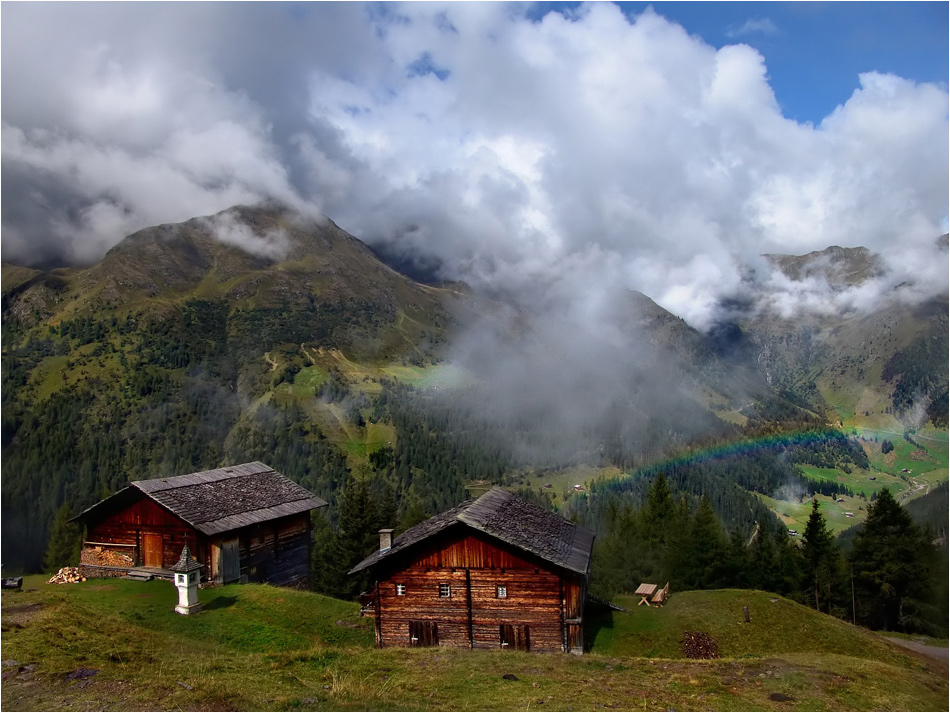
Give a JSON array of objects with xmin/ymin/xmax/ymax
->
[
  {"xmin": 1, "ymin": 2, "xmax": 946, "ymax": 327},
  {"xmin": 727, "ymin": 18, "xmax": 778, "ymax": 38},
  {"xmin": 201, "ymin": 210, "xmax": 292, "ymax": 261}
]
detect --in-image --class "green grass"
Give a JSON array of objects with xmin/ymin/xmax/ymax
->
[
  {"xmin": 796, "ymin": 464, "xmax": 910, "ymax": 498},
  {"xmin": 3, "ymin": 578, "xmax": 945, "ymax": 711},
  {"xmin": 291, "ymin": 366, "xmax": 328, "ymax": 397},
  {"xmin": 378, "ymin": 363, "xmax": 474, "ymax": 390},
  {"xmin": 590, "ymin": 590, "xmax": 908, "ymax": 663},
  {"xmin": 758, "ymin": 426, "xmax": 950, "ymax": 532},
  {"xmin": 757, "ymin": 492, "xmax": 871, "ymax": 535},
  {"xmin": 496, "ymin": 465, "xmax": 625, "ymax": 504}
]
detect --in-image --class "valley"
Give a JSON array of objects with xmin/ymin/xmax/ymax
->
[{"xmin": 2, "ymin": 204, "xmax": 947, "ymax": 640}]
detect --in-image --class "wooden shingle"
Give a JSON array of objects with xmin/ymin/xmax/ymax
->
[
  {"xmin": 350, "ymin": 487, "xmax": 594, "ymax": 576},
  {"xmin": 74, "ymin": 462, "xmax": 327, "ymax": 536}
]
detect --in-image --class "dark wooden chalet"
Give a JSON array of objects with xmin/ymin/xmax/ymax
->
[
  {"xmin": 72, "ymin": 462, "xmax": 327, "ymax": 586},
  {"xmin": 350, "ymin": 488, "xmax": 595, "ymax": 654}
]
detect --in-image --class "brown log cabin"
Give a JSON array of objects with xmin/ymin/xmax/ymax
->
[
  {"xmin": 350, "ymin": 488, "xmax": 595, "ymax": 654},
  {"xmin": 71, "ymin": 462, "xmax": 327, "ymax": 586}
]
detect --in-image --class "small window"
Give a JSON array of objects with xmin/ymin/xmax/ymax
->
[
  {"xmin": 496, "ymin": 585, "xmax": 507, "ymax": 598},
  {"xmin": 395, "ymin": 583, "xmax": 406, "ymax": 596},
  {"xmin": 439, "ymin": 583, "xmax": 451, "ymax": 598}
]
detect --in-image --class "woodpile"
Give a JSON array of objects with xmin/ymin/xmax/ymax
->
[
  {"xmin": 48, "ymin": 567, "xmax": 86, "ymax": 584},
  {"xmin": 80, "ymin": 546, "xmax": 133, "ymax": 568},
  {"xmin": 680, "ymin": 631, "xmax": 719, "ymax": 659}
]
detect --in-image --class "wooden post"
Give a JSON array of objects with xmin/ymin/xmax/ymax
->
[
  {"xmin": 374, "ymin": 580, "xmax": 382, "ymax": 647},
  {"xmin": 743, "ymin": 606, "xmax": 750, "ymax": 623}
]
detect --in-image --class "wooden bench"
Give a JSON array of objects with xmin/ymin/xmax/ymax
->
[{"xmin": 650, "ymin": 582, "xmax": 670, "ymax": 607}]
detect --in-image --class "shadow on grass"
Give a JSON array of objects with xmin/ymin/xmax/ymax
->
[
  {"xmin": 585, "ymin": 602, "xmax": 614, "ymax": 653},
  {"xmin": 203, "ymin": 595, "xmax": 237, "ymax": 611}
]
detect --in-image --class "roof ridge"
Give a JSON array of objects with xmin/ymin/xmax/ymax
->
[{"xmin": 350, "ymin": 487, "xmax": 594, "ymax": 576}]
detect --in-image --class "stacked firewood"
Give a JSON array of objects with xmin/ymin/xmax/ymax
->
[
  {"xmin": 680, "ymin": 631, "xmax": 719, "ymax": 659},
  {"xmin": 47, "ymin": 567, "xmax": 86, "ymax": 584},
  {"xmin": 80, "ymin": 548, "xmax": 133, "ymax": 567}
]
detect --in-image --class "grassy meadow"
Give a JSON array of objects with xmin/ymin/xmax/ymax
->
[
  {"xmin": 2, "ymin": 577, "xmax": 946, "ymax": 711},
  {"xmin": 756, "ymin": 424, "xmax": 948, "ymax": 533}
]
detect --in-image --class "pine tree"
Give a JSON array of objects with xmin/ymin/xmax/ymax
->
[
  {"xmin": 44, "ymin": 504, "xmax": 81, "ymax": 572},
  {"xmin": 849, "ymin": 487, "xmax": 935, "ymax": 632},
  {"xmin": 333, "ymin": 474, "xmax": 387, "ymax": 599},
  {"xmin": 676, "ymin": 495, "xmax": 727, "ymax": 590},
  {"xmin": 640, "ymin": 472, "xmax": 675, "ymax": 543},
  {"xmin": 801, "ymin": 498, "xmax": 840, "ymax": 613}
]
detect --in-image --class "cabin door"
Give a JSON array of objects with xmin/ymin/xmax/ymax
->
[
  {"xmin": 213, "ymin": 537, "xmax": 241, "ymax": 584},
  {"xmin": 409, "ymin": 621, "xmax": 438, "ymax": 647},
  {"xmin": 143, "ymin": 534, "xmax": 163, "ymax": 568},
  {"xmin": 566, "ymin": 624, "xmax": 583, "ymax": 654},
  {"xmin": 500, "ymin": 625, "xmax": 530, "ymax": 652}
]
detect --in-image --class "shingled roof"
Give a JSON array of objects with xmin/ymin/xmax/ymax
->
[
  {"xmin": 73, "ymin": 462, "xmax": 327, "ymax": 535},
  {"xmin": 349, "ymin": 487, "xmax": 594, "ymax": 576}
]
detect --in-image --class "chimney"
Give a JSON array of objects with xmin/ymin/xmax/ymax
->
[{"xmin": 379, "ymin": 529, "xmax": 394, "ymax": 552}]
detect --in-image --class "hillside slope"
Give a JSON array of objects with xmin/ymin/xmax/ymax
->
[
  {"xmin": 2, "ymin": 579, "xmax": 945, "ymax": 711},
  {"xmin": 739, "ymin": 245, "xmax": 949, "ymax": 429},
  {"xmin": 2, "ymin": 206, "xmax": 945, "ymax": 576},
  {"xmin": 1, "ymin": 205, "xmax": 469, "ymax": 571}
]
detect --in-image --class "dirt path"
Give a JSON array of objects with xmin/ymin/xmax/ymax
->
[{"xmin": 885, "ymin": 636, "xmax": 949, "ymax": 661}]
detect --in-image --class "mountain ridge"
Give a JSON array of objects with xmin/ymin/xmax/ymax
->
[{"xmin": 2, "ymin": 205, "xmax": 946, "ymax": 574}]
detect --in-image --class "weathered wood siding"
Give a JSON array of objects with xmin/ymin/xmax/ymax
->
[
  {"xmin": 229, "ymin": 513, "xmax": 312, "ymax": 586},
  {"xmin": 375, "ymin": 530, "xmax": 585, "ymax": 653},
  {"xmin": 85, "ymin": 497, "xmax": 201, "ymax": 569},
  {"xmin": 84, "ymin": 497, "xmax": 311, "ymax": 586}
]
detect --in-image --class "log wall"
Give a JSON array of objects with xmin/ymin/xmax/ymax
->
[
  {"xmin": 85, "ymin": 497, "xmax": 311, "ymax": 587},
  {"xmin": 86, "ymin": 497, "xmax": 202, "ymax": 569},
  {"xmin": 374, "ymin": 531, "xmax": 586, "ymax": 653}
]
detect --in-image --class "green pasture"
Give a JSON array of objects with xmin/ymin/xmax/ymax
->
[
  {"xmin": 795, "ymin": 464, "xmax": 911, "ymax": 499},
  {"xmin": 757, "ymin": 492, "xmax": 870, "ymax": 536},
  {"xmin": 291, "ymin": 365, "xmax": 328, "ymax": 397},
  {"xmin": 379, "ymin": 363, "xmax": 474, "ymax": 390},
  {"xmin": 3, "ymin": 579, "xmax": 944, "ymax": 712}
]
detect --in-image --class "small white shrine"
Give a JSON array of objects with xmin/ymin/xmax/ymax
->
[{"xmin": 170, "ymin": 544, "xmax": 203, "ymax": 615}]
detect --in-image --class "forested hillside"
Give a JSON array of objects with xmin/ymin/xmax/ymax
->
[{"xmin": 3, "ymin": 206, "xmax": 947, "ymax": 639}]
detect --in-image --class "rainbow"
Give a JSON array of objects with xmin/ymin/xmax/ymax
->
[{"xmin": 609, "ymin": 426, "xmax": 858, "ymax": 482}]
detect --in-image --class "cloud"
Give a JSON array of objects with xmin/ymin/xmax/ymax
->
[
  {"xmin": 1, "ymin": 2, "xmax": 946, "ymax": 329},
  {"xmin": 727, "ymin": 18, "xmax": 778, "ymax": 38},
  {"xmin": 200, "ymin": 210, "xmax": 292, "ymax": 262}
]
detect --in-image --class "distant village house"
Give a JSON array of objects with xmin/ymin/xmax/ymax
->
[
  {"xmin": 350, "ymin": 488, "xmax": 595, "ymax": 654},
  {"xmin": 71, "ymin": 462, "xmax": 326, "ymax": 586}
]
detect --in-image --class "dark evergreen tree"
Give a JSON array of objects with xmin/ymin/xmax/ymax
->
[
  {"xmin": 676, "ymin": 495, "xmax": 727, "ymax": 590},
  {"xmin": 44, "ymin": 504, "xmax": 82, "ymax": 572},
  {"xmin": 849, "ymin": 487, "xmax": 935, "ymax": 632},
  {"xmin": 332, "ymin": 474, "xmax": 387, "ymax": 599},
  {"xmin": 800, "ymin": 498, "xmax": 840, "ymax": 613},
  {"xmin": 722, "ymin": 526, "xmax": 752, "ymax": 589}
]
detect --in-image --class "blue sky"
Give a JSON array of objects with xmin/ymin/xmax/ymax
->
[
  {"xmin": 618, "ymin": 2, "xmax": 949, "ymax": 123},
  {"xmin": 2, "ymin": 1, "xmax": 947, "ymax": 327},
  {"xmin": 527, "ymin": 2, "xmax": 949, "ymax": 123}
]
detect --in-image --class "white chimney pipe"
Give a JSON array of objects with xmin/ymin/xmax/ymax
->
[{"xmin": 379, "ymin": 529, "xmax": 394, "ymax": 552}]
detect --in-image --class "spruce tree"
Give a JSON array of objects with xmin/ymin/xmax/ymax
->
[
  {"xmin": 333, "ymin": 474, "xmax": 387, "ymax": 599},
  {"xmin": 849, "ymin": 487, "xmax": 934, "ymax": 632},
  {"xmin": 801, "ymin": 498, "xmax": 840, "ymax": 613},
  {"xmin": 676, "ymin": 495, "xmax": 727, "ymax": 590},
  {"xmin": 44, "ymin": 504, "xmax": 81, "ymax": 572}
]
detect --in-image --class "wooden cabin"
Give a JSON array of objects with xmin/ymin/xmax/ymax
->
[
  {"xmin": 71, "ymin": 462, "xmax": 327, "ymax": 586},
  {"xmin": 350, "ymin": 488, "xmax": 595, "ymax": 654}
]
